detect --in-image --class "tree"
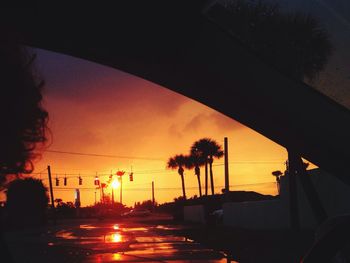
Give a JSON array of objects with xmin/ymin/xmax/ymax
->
[
  {"xmin": 183, "ymin": 155, "xmax": 201, "ymax": 197},
  {"xmin": 223, "ymin": 0, "xmax": 332, "ymax": 228},
  {"xmin": 134, "ymin": 200, "xmax": 157, "ymax": 210},
  {"xmin": 0, "ymin": 29, "xmax": 49, "ymax": 263},
  {"xmin": 5, "ymin": 178, "xmax": 49, "ymax": 228},
  {"xmin": 186, "ymin": 150, "xmax": 206, "ymax": 197},
  {"xmin": 272, "ymin": 170, "xmax": 283, "ymax": 195},
  {"xmin": 167, "ymin": 154, "xmax": 187, "ymax": 199},
  {"xmin": 191, "ymin": 138, "xmax": 224, "ymax": 195},
  {"xmin": 0, "ymin": 32, "xmax": 48, "ymax": 181},
  {"xmin": 223, "ymin": 0, "xmax": 332, "ymax": 82},
  {"xmin": 54, "ymin": 198, "xmax": 63, "ymax": 205}
]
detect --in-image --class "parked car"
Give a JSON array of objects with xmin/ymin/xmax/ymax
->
[
  {"xmin": 211, "ymin": 209, "xmax": 223, "ymax": 221},
  {"xmin": 121, "ymin": 209, "xmax": 151, "ymax": 217},
  {"xmin": 207, "ymin": 209, "xmax": 223, "ymax": 226}
]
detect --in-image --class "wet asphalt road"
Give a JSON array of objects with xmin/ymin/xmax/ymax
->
[{"xmin": 3, "ymin": 216, "xmax": 233, "ymax": 262}]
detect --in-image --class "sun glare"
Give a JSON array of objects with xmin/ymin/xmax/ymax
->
[
  {"xmin": 112, "ymin": 253, "xmax": 122, "ymax": 260},
  {"xmin": 111, "ymin": 179, "xmax": 120, "ymax": 189},
  {"xmin": 111, "ymin": 233, "xmax": 122, "ymax": 243}
]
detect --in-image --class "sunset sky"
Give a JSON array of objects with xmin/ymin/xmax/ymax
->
[
  {"xmin": 0, "ymin": 0, "xmax": 346, "ymax": 209},
  {"xmin": 14, "ymin": 48, "xmax": 294, "ymax": 207},
  {"xmin": 6, "ymin": 0, "xmax": 350, "ymax": 207}
]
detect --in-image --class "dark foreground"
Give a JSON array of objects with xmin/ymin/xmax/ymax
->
[
  {"xmin": 1, "ymin": 214, "xmax": 315, "ymax": 262},
  {"xmin": 2, "ymin": 214, "xmax": 233, "ymax": 263}
]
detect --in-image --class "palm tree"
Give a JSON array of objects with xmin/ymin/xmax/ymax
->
[
  {"xmin": 191, "ymin": 139, "xmax": 209, "ymax": 195},
  {"xmin": 191, "ymin": 138, "xmax": 224, "ymax": 195},
  {"xmin": 224, "ymin": 1, "xmax": 331, "ymax": 228},
  {"xmin": 184, "ymin": 153, "xmax": 205, "ymax": 197},
  {"xmin": 167, "ymin": 154, "xmax": 187, "ymax": 200},
  {"xmin": 272, "ymin": 170, "xmax": 283, "ymax": 195},
  {"xmin": 224, "ymin": 0, "xmax": 332, "ymax": 82}
]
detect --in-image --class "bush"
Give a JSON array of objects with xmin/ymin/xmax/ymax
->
[{"xmin": 5, "ymin": 178, "xmax": 48, "ymax": 228}]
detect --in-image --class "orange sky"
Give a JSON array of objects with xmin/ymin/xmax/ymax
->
[{"xmin": 2, "ymin": 48, "xmax": 304, "ymax": 207}]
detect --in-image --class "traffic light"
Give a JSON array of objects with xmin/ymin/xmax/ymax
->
[
  {"xmin": 64, "ymin": 177, "xmax": 67, "ymax": 186},
  {"xmin": 55, "ymin": 177, "xmax": 59, "ymax": 186},
  {"xmin": 79, "ymin": 176, "xmax": 82, "ymax": 185},
  {"xmin": 94, "ymin": 176, "xmax": 100, "ymax": 186},
  {"xmin": 129, "ymin": 172, "xmax": 133, "ymax": 182}
]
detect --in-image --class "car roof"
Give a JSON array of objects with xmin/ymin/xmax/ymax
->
[{"xmin": 2, "ymin": 3, "xmax": 349, "ymax": 183}]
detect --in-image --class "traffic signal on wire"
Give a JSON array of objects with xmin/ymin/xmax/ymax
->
[{"xmin": 94, "ymin": 176, "xmax": 100, "ymax": 186}]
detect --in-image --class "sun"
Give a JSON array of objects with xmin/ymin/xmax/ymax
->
[{"xmin": 111, "ymin": 179, "xmax": 120, "ymax": 189}]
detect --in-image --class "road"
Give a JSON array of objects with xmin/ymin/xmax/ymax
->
[{"xmin": 3, "ymin": 215, "xmax": 234, "ymax": 262}]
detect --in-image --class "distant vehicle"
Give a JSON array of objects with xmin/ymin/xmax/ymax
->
[
  {"xmin": 207, "ymin": 209, "xmax": 223, "ymax": 226},
  {"xmin": 211, "ymin": 209, "xmax": 223, "ymax": 220},
  {"xmin": 212, "ymin": 209, "xmax": 224, "ymax": 219},
  {"xmin": 121, "ymin": 209, "xmax": 151, "ymax": 217}
]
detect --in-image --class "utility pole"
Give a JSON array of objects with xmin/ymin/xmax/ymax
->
[
  {"xmin": 152, "ymin": 181, "xmax": 155, "ymax": 208},
  {"xmin": 47, "ymin": 165, "xmax": 55, "ymax": 208},
  {"xmin": 101, "ymin": 185, "xmax": 105, "ymax": 204},
  {"xmin": 100, "ymin": 186, "xmax": 102, "ymax": 204},
  {"xmin": 112, "ymin": 188, "xmax": 114, "ymax": 204},
  {"xmin": 224, "ymin": 137, "xmax": 230, "ymax": 194},
  {"xmin": 120, "ymin": 175, "xmax": 123, "ymax": 204},
  {"xmin": 47, "ymin": 165, "xmax": 56, "ymax": 225}
]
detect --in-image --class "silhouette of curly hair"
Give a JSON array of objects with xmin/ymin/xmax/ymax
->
[{"xmin": 0, "ymin": 31, "xmax": 48, "ymax": 179}]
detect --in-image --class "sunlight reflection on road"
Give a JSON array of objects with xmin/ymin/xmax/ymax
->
[
  {"xmin": 111, "ymin": 233, "xmax": 122, "ymax": 243},
  {"xmin": 112, "ymin": 253, "xmax": 122, "ymax": 261},
  {"xmin": 52, "ymin": 221, "xmax": 234, "ymax": 262}
]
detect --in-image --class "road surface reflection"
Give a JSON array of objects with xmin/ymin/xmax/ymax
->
[
  {"xmin": 2, "ymin": 218, "xmax": 237, "ymax": 262},
  {"xmin": 50, "ymin": 220, "xmax": 235, "ymax": 262}
]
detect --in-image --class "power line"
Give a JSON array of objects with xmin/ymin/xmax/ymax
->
[
  {"xmin": 213, "ymin": 161, "xmax": 284, "ymax": 167},
  {"xmin": 39, "ymin": 148, "xmax": 284, "ymax": 165},
  {"xmin": 32, "ymin": 161, "xmax": 284, "ymax": 177},
  {"xmin": 43, "ymin": 149, "xmax": 165, "ymax": 161},
  {"xmin": 35, "ymin": 167, "xmax": 48, "ymax": 174},
  {"xmin": 51, "ymin": 182, "xmax": 275, "ymax": 191},
  {"xmin": 31, "ymin": 172, "xmax": 177, "ymax": 180}
]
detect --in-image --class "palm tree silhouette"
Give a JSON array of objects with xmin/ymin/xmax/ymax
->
[
  {"xmin": 224, "ymin": 0, "xmax": 332, "ymax": 82},
  {"xmin": 167, "ymin": 154, "xmax": 187, "ymax": 200},
  {"xmin": 184, "ymin": 153, "xmax": 205, "ymax": 197},
  {"xmin": 191, "ymin": 138, "xmax": 224, "ymax": 195},
  {"xmin": 272, "ymin": 170, "xmax": 283, "ymax": 195},
  {"xmin": 224, "ymin": 1, "xmax": 332, "ymax": 228}
]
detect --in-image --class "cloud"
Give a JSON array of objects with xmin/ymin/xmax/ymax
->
[
  {"xmin": 181, "ymin": 112, "xmax": 243, "ymax": 134},
  {"xmin": 35, "ymin": 48, "xmax": 188, "ymax": 119},
  {"xmin": 208, "ymin": 112, "xmax": 243, "ymax": 131},
  {"xmin": 168, "ymin": 124, "xmax": 183, "ymax": 138},
  {"xmin": 77, "ymin": 130, "xmax": 103, "ymax": 146},
  {"xmin": 183, "ymin": 113, "xmax": 208, "ymax": 132}
]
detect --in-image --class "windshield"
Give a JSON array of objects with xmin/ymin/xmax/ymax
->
[{"xmin": 0, "ymin": 2, "xmax": 349, "ymax": 263}]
